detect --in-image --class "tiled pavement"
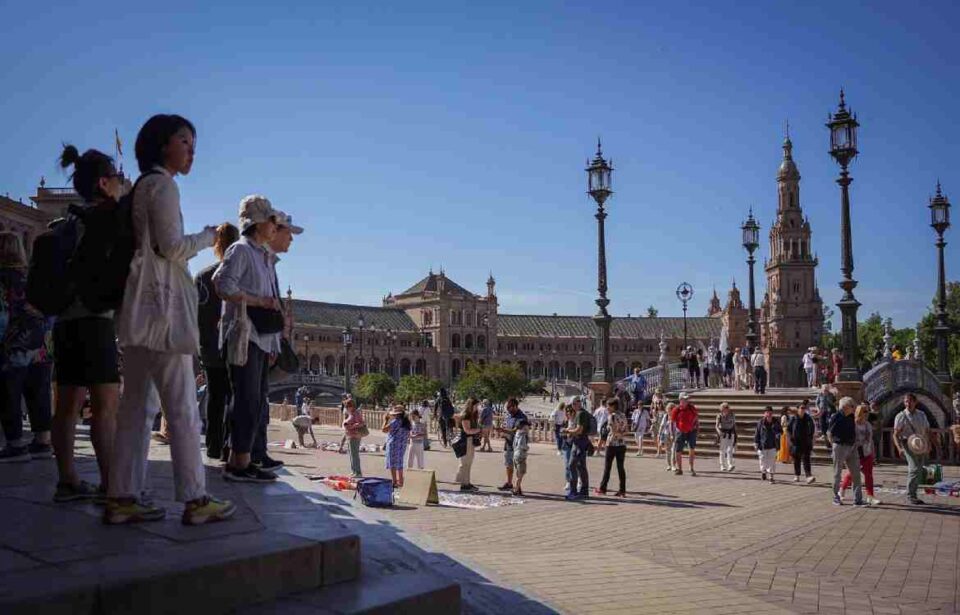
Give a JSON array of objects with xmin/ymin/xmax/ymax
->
[{"xmin": 278, "ymin": 423, "xmax": 960, "ymax": 614}]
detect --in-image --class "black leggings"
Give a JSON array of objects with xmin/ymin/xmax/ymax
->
[
  {"xmin": 599, "ymin": 444, "xmax": 626, "ymax": 493},
  {"xmin": 203, "ymin": 365, "xmax": 230, "ymax": 457},
  {"xmin": 793, "ymin": 447, "xmax": 812, "ymax": 477}
]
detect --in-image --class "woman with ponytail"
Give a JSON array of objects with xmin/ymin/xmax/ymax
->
[
  {"xmin": 107, "ymin": 115, "xmax": 235, "ymax": 526},
  {"xmin": 49, "ymin": 145, "xmax": 127, "ymax": 502}
]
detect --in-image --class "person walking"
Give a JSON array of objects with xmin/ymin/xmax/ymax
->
[
  {"xmin": 342, "ymin": 398, "xmax": 365, "ymax": 478},
  {"xmin": 816, "ymin": 384, "xmax": 838, "ymax": 444},
  {"xmin": 479, "ymin": 398, "xmax": 495, "ymax": 452},
  {"xmin": 723, "ymin": 349, "xmax": 735, "ymax": 388},
  {"xmin": 840, "ymin": 404, "xmax": 880, "ymax": 505},
  {"xmin": 0, "ymin": 233, "xmax": 53, "ymax": 464},
  {"xmin": 108, "ymin": 114, "xmax": 234, "ymax": 526},
  {"xmin": 715, "ymin": 402, "xmax": 737, "ymax": 472},
  {"xmin": 829, "ymin": 397, "xmax": 865, "ymax": 506},
  {"xmin": 754, "ymin": 407, "xmax": 781, "ymax": 482},
  {"xmin": 659, "ymin": 402, "xmax": 677, "ymax": 471},
  {"xmin": 787, "ymin": 400, "xmax": 816, "ymax": 483},
  {"xmin": 893, "ymin": 392, "xmax": 929, "ymax": 505},
  {"xmin": 454, "ymin": 398, "xmax": 482, "ymax": 492},
  {"xmin": 777, "ymin": 407, "xmax": 792, "ymax": 465},
  {"xmin": 672, "ymin": 393, "xmax": 699, "ymax": 476},
  {"xmin": 627, "ymin": 366, "xmax": 647, "ymax": 408},
  {"xmin": 632, "ymin": 403, "xmax": 651, "ymax": 457},
  {"xmin": 434, "ymin": 388, "xmax": 455, "ymax": 448},
  {"xmin": 213, "ymin": 195, "xmax": 283, "ymax": 481},
  {"xmin": 802, "ymin": 348, "xmax": 817, "ymax": 388},
  {"xmin": 407, "ymin": 409, "xmax": 426, "ymax": 470},
  {"xmin": 382, "ymin": 406, "xmax": 411, "ymax": 488},
  {"xmin": 195, "ymin": 222, "xmax": 238, "ymax": 461},
  {"xmin": 551, "ymin": 401, "xmax": 567, "ymax": 456},
  {"xmin": 597, "ymin": 398, "xmax": 628, "ymax": 497},
  {"xmin": 751, "ymin": 347, "xmax": 767, "ymax": 395},
  {"xmin": 831, "ymin": 348, "xmax": 843, "ymax": 384},
  {"xmin": 562, "ymin": 395, "xmax": 591, "ymax": 500},
  {"xmin": 593, "ymin": 401, "xmax": 610, "ymax": 454},
  {"xmin": 496, "ymin": 398, "xmax": 527, "ymax": 492}
]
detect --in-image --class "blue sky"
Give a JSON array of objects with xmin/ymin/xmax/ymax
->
[{"xmin": 1, "ymin": 0, "xmax": 956, "ymax": 329}]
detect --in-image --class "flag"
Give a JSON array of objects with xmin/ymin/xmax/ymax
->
[{"xmin": 115, "ymin": 129, "xmax": 123, "ymax": 158}]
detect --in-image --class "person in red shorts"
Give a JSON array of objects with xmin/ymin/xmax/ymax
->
[{"xmin": 672, "ymin": 392, "xmax": 700, "ymax": 476}]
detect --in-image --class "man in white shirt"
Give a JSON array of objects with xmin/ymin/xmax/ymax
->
[
  {"xmin": 893, "ymin": 392, "xmax": 930, "ymax": 505},
  {"xmin": 751, "ymin": 348, "xmax": 767, "ymax": 395},
  {"xmin": 552, "ymin": 403, "xmax": 567, "ymax": 456},
  {"xmin": 593, "ymin": 404, "xmax": 610, "ymax": 453},
  {"xmin": 802, "ymin": 348, "xmax": 817, "ymax": 388}
]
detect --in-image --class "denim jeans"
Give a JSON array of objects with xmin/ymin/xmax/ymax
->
[
  {"xmin": 0, "ymin": 362, "xmax": 52, "ymax": 444},
  {"xmin": 348, "ymin": 437, "xmax": 362, "ymax": 477},
  {"xmin": 227, "ymin": 343, "xmax": 269, "ymax": 456},
  {"xmin": 903, "ymin": 449, "xmax": 926, "ymax": 498},
  {"xmin": 832, "ymin": 443, "xmax": 863, "ymax": 502},
  {"xmin": 567, "ymin": 438, "xmax": 589, "ymax": 496},
  {"xmin": 554, "ymin": 425, "xmax": 564, "ymax": 452}
]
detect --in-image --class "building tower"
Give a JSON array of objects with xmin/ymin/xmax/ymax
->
[{"xmin": 761, "ymin": 134, "xmax": 824, "ymax": 386}]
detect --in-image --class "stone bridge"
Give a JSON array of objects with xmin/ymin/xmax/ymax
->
[
  {"xmin": 863, "ymin": 359, "xmax": 953, "ymax": 428},
  {"xmin": 268, "ymin": 373, "xmax": 345, "ymax": 403}
]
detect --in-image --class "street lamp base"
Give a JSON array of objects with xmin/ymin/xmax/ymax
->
[
  {"xmin": 832, "ymin": 379, "xmax": 864, "ymax": 403},
  {"xmin": 836, "ymin": 368, "xmax": 863, "ymax": 383},
  {"xmin": 586, "ymin": 381, "xmax": 613, "ymax": 409}
]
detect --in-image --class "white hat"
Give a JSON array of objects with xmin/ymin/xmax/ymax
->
[
  {"xmin": 238, "ymin": 195, "xmax": 277, "ymax": 232},
  {"xmin": 273, "ymin": 209, "xmax": 304, "ymax": 235},
  {"xmin": 678, "ymin": 392, "xmax": 690, "ymax": 400},
  {"xmin": 568, "ymin": 395, "xmax": 583, "ymax": 405}
]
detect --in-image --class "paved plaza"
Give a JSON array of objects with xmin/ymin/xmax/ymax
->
[{"xmin": 272, "ymin": 421, "xmax": 960, "ymax": 615}]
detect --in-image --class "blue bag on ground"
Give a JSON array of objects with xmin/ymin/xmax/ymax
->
[{"xmin": 355, "ymin": 478, "xmax": 394, "ymax": 507}]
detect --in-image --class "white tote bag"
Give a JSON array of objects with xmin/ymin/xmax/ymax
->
[{"xmin": 118, "ymin": 200, "xmax": 200, "ymax": 355}]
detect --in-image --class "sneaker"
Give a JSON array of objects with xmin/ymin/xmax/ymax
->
[
  {"xmin": 689, "ymin": 470, "xmax": 697, "ymax": 477},
  {"xmin": 769, "ymin": 476, "xmax": 775, "ymax": 484},
  {"xmin": 793, "ymin": 476, "xmax": 800, "ymax": 483},
  {"xmin": 909, "ymin": 497, "xmax": 926, "ymax": 505},
  {"xmin": 104, "ymin": 499, "xmax": 166, "ymax": 524},
  {"xmin": 54, "ymin": 480, "xmax": 99, "ymax": 503},
  {"xmin": 223, "ymin": 465, "xmax": 277, "ymax": 483},
  {"xmin": 673, "ymin": 468, "xmax": 683, "ymax": 476},
  {"xmin": 182, "ymin": 496, "xmax": 236, "ymax": 526},
  {"xmin": 27, "ymin": 441, "xmax": 53, "ymax": 460},
  {"xmin": 867, "ymin": 496, "xmax": 882, "ymax": 505},
  {"xmin": 498, "ymin": 482, "xmax": 513, "ymax": 491},
  {"xmin": 565, "ymin": 493, "xmax": 584, "ymax": 501},
  {"xmin": 761, "ymin": 472, "xmax": 767, "ymax": 481},
  {"xmin": 853, "ymin": 499, "xmax": 867, "ymax": 507},
  {"xmin": 832, "ymin": 494, "xmax": 843, "ymax": 506},
  {"xmin": 0, "ymin": 446, "xmax": 30, "ymax": 463},
  {"xmin": 806, "ymin": 476, "xmax": 816, "ymax": 484},
  {"xmin": 729, "ymin": 465, "xmax": 735, "ymax": 472},
  {"xmin": 257, "ymin": 456, "xmax": 284, "ymax": 471}
]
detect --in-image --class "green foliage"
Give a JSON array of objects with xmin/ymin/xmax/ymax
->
[
  {"xmin": 453, "ymin": 363, "xmax": 528, "ymax": 404},
  {"xmin": 395, "ymin": 374, "xmax": 442, "ymax": 405},
  {"xmin": 353, "ymin": 373, "xmax": 396, "ymax": 406},
  {"xmin": 527, "ymin": 377, "xmax": 546, "ymax": 394},
  {"xmin": 646, "ymin": 305, "xmax": 658, "ymax": 318},
  {"xmin": 917, "ymin": 281, "xmax": 960, "ymax": 382}
]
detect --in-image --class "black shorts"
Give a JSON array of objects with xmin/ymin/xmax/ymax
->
[{"xmin": 53, "ymin": 317, "xmax": 120, "ymax": 386}]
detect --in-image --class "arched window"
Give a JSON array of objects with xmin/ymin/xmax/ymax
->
[
  {"xmin": 452, "ymin": 359, "xmax": 461, "ymax": 379},
  {"xmin": 465, "ymin": 334, "xmax": 473, "ymax": 349},
  {"xmin": 452, "ymin": 333, "xmax": 461, "ymax": 348},
  {"xmin": 477, "ymin": 335, "xmax": 486, "ymax": 350}
]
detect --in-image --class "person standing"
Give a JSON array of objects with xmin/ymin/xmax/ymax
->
[
  {"xmin": 632, "ymin": 403, "xmax": 651, "ymax": 457},
  {"xmin": 723, "ymin": 349, "xmax": 735, "ymax": 388},
  {"xmin": 893, "ymin": 393, "xmax": 929, "ymax": 505},
  {"xmin": 479, "ymin": 398, "xmax": 495, "ymax": 452},
  {"xmin": 840, "ymin": 404, "xmax": 880, "ymax": 505},
  {"xmin": 715, "ymin": 402, "xmax": 737, "ymax": 472},
  {"xmin": 213, "ymin": 195, "xmax": 283, "ymax": 482},
  {"xmin": 342, "ymin": 398, "xmax": 365, "ymax": 478},
  {"xmin": 802, "ymin": 348, "xmax": 817, "ymax": 388},
  {"xmin": 551, "ymin": 401, "xmax": 567, "ymax": 456},
  {"xmin": 754, "ymin": 407, "xmax": 781, "ymax": 482},
  {"xmin": 659, "ymin": 402, "xmax": 677, "ymax": 471},
  {"xmin": 497, "ymin": 398, "xmax": 527, "ymax": 492},
  {"xmin": 593, "ymin": 401, "xmax": 610, "ymax": 454},
  {"xmin": 829, "ymin": 397, "xmax": 864, "ymax": 506},
  {"xmin": 0, "ymin": 233, "xmax": 53, "ymax": 464},
  {"xmin": 816, "ymin": 384, "xmax": 838, "ymax": 444},
  {"xmin": 108, "ymin": 114, "xmax": 234, "ymax": 525},
  {"xmin": 751, "ymin": 347, "xmax": 767, "ymax": 395},
  {"xmin": 195, "ymin": 223, "xmax": 239, "ymax": 461},
  {"xmin": 777, "ymin": 407, "xmax": 792, "ymax": 465},
  {"xmin": 562, "ymin": 395, "xmax": 591, "ymax": 500},
  {"xmin": 510, "ymin": 410, "xmax": 531, "ymax": 496},
  {"xmin": 627, "ymin": 366, "xmax": 647, "ymax": 408},
  {"xmin": 434, "ymin": 388, "xmax": 455, "ymax": 448},
  {"xmin": 382, "ymin": 406, "xmax": 411, "ymax": 488},
  {"xmin": 672, "ymin": 393, "xmax": 699, "ymax": 476},
  {"xmin": 407, "ymin": 409, "xmax": 426, "ymax": 470},
  {"xmin": 596, "ymin": 398, "xmax": 628, "ymax": 497},
  {"xmin": 454, "ymin": 398, "xmax": 482, "ymax": 492},
  {"xmin": 787, "ymin": 400, "xmax": 816, "ymax": 483},
  {"xmin": 831, "ymin": 349, "xmax": 843, "ymax": 384}
]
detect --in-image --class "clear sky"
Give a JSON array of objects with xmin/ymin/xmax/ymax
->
[{"xmin": 2, "ymin": 0, "xmax": 956, "ymax": 330}]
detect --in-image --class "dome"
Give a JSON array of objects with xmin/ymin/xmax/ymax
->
[{"xmin": 778, "ymin": 137, "xmax": 800, "ymax": 181}]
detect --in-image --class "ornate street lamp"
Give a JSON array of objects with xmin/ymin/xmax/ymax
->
[
  {"xmin": 587, "ymin": 138, "xmax": 614, "ymax": 383},
  {"xmin": 356, "ymin": 314, "xmax": 365, "ymax": 375},
  {"xmin": 302, "ymin": 333, "xmax": 311, "ymax": 374},
  {"xmin": 827, "ymin": 89, "xmax": 862, "ymax": 381},
  {"xmin": 385, "ymin": 327, "xmax": 394, "ymax": 378},
  {"xmin": 741, "ymin": 209, "xmax": 761, "ymax": 351},
  {"xmin": 929, "ymin": 182, "xmax": 952, "ymax": 380},
  {"xmin": 676, "ymin": 282, "xmax": 694, "ymax": 351},
  {"xmin": 342, "ymin": 326, "xmax": 353, "ymax": 393}
]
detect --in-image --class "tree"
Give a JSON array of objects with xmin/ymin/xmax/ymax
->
[
  {"xmin": 917, "ymin": 281, "xmax": 960, "ymax": 383},
  {"xmin": 395, "ymin": 374, "xmax": 442, "ymax": 405},
  {"xmin": 646, "ymin": 305, "xmax": 658, "ymax": 318},
  {"xmin": 353, "ymin": 373, "xmax": 396, "ymax": 406},
  {"xmin": 453, "ymin": 363, "xmax": 528, "ymax": 404}
]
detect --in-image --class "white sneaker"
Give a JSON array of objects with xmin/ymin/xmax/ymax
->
[
  {"xmin": 868, "ymin": 496, "xmax": 882, "ymax": 505},
  {"xmin": 729, "ymin": 465, "xmax": 735, "ymax": 472},
  {"xmin": 806, "ymin": 476, "xmax": 816, "ymax": 484},
  {"xmin": 793, "ymin": 476, "xmax": 800, "ymax": 482}
]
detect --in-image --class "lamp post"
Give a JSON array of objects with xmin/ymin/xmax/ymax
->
[
  {"xmin": 385, "ymin": 328, "xmax": 393, "ymax": 378},
  {"xmin": 302, "ymin": 333, "xmax": 311, "ymax": 374},
  {"xmin": 481, "ymin": 313, "xmax": 490, "ymax": 361},
  {"xmin": 676, "ymin": 283, "xmax": 694, "ymax": 351},
  {"xmin": 741, "ymin": 210, "xmax": 761, "ymax": 351},
  {"xmin": 827, "ymin": 89, "xmax": 862, "ymax": 382},
  {"xmin": 586, "ymin": 138, "xmax": 613, "ymax": 383},
  {"xmin": 929, "ymin": 182, "xmax": 952, "ymax": 381},
  {"xmin": 357, "ymin": 314, "xmax": 365, "ymax": 375},
  {"xmin": 342, "ymin": 326, "xmax": 353, "ymax": 393}
]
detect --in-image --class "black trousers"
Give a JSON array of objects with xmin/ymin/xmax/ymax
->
[
  {"xmin": 754, "ymin": 366, "xmax": 767, "ymax": 394},
  {"xmin": 203, "ymin": 365, "xmax": 230, "ymax": 458},
  {"xmin": 599, "ymin": 444, "xmax": 626, "ymax": 493},
  {"xmin": 793, "ymin": 446, "xmax": 812, "ymax": 477},
  {"xmin": 438, "ymin": 416, "xmax": 452, "ymax": 447},
  {"xmin": 227, "ymin": 343, "xmax": 269, "ymax": 456}
]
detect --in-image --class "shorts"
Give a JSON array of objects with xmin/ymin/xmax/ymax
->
[
  {"xmin": 504, "ymin": 443, "xmax": 515, "ymax": 467},
  {"xmin": 53, "ymin": 317, "xmax": 120, "ymax": 386},
  {"xmin": 675, "ymin": 430, "xmax": 697, "ymax": 452},
  {"xmin": 514, "ymin": 454, "xmax": 528, "ymax": 477}
]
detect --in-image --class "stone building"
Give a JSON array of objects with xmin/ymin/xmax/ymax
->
[
  {"xmin": 759, "ymin": 136, "xmax": 825, "ymax": 386},
  {"xmin": 0, "ymin": 178, "xmax": 79, "ymax": 258},
  {"xmin": 288, "ymin": 270, "xmax": 723, "ymax": 386}
]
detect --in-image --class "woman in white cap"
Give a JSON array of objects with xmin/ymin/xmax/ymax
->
[
  {"xmin": 109, "ymin": 114, "xmax": 235, "ymax": 526},
  {"xmin": 213, "ymin": 194, "xmax": 283, "ymax": 484}
]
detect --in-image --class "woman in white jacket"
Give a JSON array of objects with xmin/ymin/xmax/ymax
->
[{"xmin": 107, "ymin": 114, "xmax": 235, "ymax": 526}]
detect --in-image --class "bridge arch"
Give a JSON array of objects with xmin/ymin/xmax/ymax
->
[{"xmin": 864, "ymin": 359, "xmax": 953, "ymax": 428}]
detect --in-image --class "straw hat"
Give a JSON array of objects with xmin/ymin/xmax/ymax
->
[{"xmin": 907, "ymin": 434, "xmax": 929, "ymax": 455}]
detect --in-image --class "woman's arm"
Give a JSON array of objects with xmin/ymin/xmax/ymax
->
[
  {"xmin": 462, "ymin": 419, "xmax": 481, "ymax": 435},
  {"xmin": 147, "ymin": 178, "xmax": 214, "ymax": 261},
  {"xmin": 381, "ymin": 415, "xmax": 392, "ymax": 434}
]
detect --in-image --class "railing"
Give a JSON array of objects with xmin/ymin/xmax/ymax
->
[
  {"xmin": 614, "ymin": 362, "xmax": 685, "ymax": 396},
  {"xmin": 37, "ymin": 187, "xmax": 76, "ymax": 195},
  {"xmin": 863, "ymin": 359, "xmax": 946, "ymax": 405},
  {"xmin": 272, "ymin": 373, "xmax": 344, "ymax": 388}
]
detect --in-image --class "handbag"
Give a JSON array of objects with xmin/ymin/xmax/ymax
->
[
  {"xmin": 276, "ymin": 337, "xmax": 299, "ymax": 373},
  {"xmin": 117, "ymin": 199, "xmax": 199, "ymax": 354},
  {"xmin": 451, "ymin": 430, "xmax": 468, "ymax": 458},
  {"xmin": 357, "ymin": 423, "xmax": 370, "ymax": 438},
  {"xmin": 246, "ymin": 305, "xmax": 284, "ymax": 334}
]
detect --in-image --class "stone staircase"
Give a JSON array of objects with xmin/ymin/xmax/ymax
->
[{"xmin": 630, "ymin": 387, "xmax": 834, "ymax": 464}]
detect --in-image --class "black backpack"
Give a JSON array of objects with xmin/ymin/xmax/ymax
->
[
  {"xmin": 26, "ymin": 214, "xmax": 82, "ymax": 316},
  {"xmin": 73, "ymin": 171, "xmax": 160, "ymax": 313}
]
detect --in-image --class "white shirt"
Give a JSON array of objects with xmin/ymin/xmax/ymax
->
[
  {"xmin": 751, "ymin": 352, "xmax": 766, "ymax": 368},
  {"xmin": 552, "ymin": 407, "xmax": 567, "ymax": 425},
  {"xmin": 802, "ymin": 352, "xmax": 815, "ymax": 369},
  {"xmin": 594, "ymin": 407, "xmax": 609, "ymax": 427}
]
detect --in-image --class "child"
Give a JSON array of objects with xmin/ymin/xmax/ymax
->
[
  {"xmin": 660, "ymin": 402, "xmax": 677, "ymax": 471},
  {"xmin": 512, "ymin": 414, "xmax": 530, "ymax": 496},
  {"xmin": 408, "ymin": 409, "xmax": 426, "ymax": 470},
  {"xmin": 382, "ymin": 406, "xmax": 411, "ymax": 488}
]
